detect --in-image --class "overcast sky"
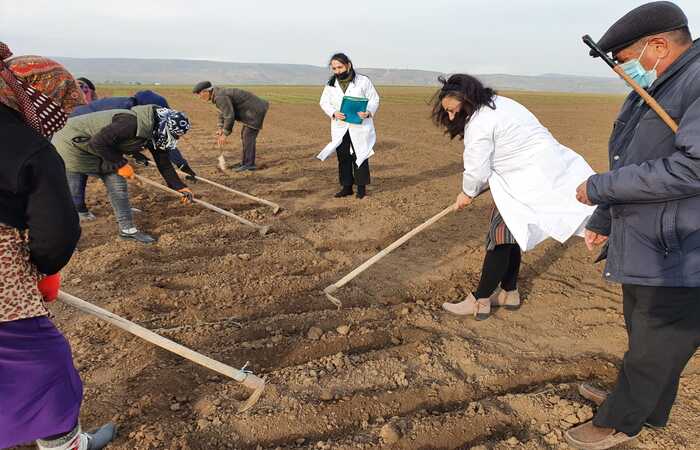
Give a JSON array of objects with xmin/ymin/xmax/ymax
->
[{"xmin": 2, "ymin": 0, "xmax": 699, "ymax": 77}]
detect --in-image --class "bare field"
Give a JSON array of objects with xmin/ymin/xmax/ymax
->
[{"xmin": 19, "ymin": 86, "xmax": 699, "ymax": 449}]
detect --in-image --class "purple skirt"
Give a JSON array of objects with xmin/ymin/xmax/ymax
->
[{"xmin": 0, "ymin": 316, "xmax": 83, "ymax": 448}]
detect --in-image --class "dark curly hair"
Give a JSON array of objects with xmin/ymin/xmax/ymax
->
[{"xmin": 431, "ymin": 74, "xmax": 496, "ymax": 140}]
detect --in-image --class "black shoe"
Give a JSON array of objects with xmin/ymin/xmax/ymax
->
[
  {"xmin": 356, "ymin": 185, "xmax": 366, "ymax": 199},
  {"xmin": 119, "ymin": 230, "xmax": 157, "ymax": 244},
  {"xmin": 334, "ymin": 186, "xmax": 353, "ymax": 198}
]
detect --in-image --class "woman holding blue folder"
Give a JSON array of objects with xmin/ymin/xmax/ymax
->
[{"xmin": 318, "ymin": 53, "xmax": 380, "ymax": 199}]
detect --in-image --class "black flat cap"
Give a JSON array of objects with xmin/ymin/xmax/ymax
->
[
  {"xmin": 593, "ymin": 1, "xmax": 688, "ymax": 57},
  {"xmin": 192, "ymin": 80, "xmax": 212, "ymax": 94}
]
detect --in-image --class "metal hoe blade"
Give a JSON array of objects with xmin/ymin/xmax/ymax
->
[{"xmin": 323, "ymin": 285, "xmax": 343, "ymax": 309}]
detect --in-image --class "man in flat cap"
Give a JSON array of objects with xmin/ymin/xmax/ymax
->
[
  {"xmin": 568, "ymin": 2, "xmax": 700, "ymax": 449},
  {"xmin": 193, "ymin": 81, "xmax": 269, "ymax": 172}
]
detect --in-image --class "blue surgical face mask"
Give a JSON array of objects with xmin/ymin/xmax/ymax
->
[{"xmin": 619, "ymin": 41, "xmax": 661, "ymax": 89}]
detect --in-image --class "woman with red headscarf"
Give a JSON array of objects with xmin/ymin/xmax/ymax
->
[{"xmin": 0, "ymin": 43, "xmax": 116, "ymax": 449}]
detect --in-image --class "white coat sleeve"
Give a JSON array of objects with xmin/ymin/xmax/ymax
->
[
  {"xmin": 462, "ymin": 116, "xmax": 495, "ymax": 198},
  {"xmin": 364, "ymin": 79, "xmax": 380, "ymax": 116},
  {"xmin": 319, "ymin": 86, "xmax": 336, "ymax": 118}
]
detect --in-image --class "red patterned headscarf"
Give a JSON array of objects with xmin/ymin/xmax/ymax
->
[{"xmin": 0, "ymin": 42, "xmax": 86, "ymax": 137}]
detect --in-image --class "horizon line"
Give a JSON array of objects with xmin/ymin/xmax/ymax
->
[{"xmin": 50, "ymin": 56, "xmax": 618, "ymax": 80}]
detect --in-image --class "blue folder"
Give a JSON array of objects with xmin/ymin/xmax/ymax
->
[{"xmin": 339, "ymin": 96, "xmax": 369, "ymax": 124}]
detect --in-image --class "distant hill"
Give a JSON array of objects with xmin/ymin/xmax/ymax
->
[
  {"xmin": 53, "ymin": 57, "xmax": 629, "ymax": 94},
  {"xmin": 476, "ymin": 74, "xmax": 627, "ymax": 95}
]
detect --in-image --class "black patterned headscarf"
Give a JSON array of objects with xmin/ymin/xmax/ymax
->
[{"xmin": 153, "ymin": 107, "xmax": 191, "ymax": 151}]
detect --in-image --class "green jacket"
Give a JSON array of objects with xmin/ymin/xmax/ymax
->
[{"xmin": 52, "ymin": 105, "xmax": 155, "ymax": 174}]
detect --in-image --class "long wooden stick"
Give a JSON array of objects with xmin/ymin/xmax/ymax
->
[
  {"xmin": 582, "ymin": 34, "xmax": 679, "ymax": 133},
  {"xmin": 612, "ymin": 66, "xmax": 679, "ymax": 133},
  {"xmin": 58, "ymin": 291, "xmax": 265, "ymax": 412},
  {"xmin": 136, "ymin": 157, "xmax": 281, "ymax": 214},
  {"xmin": 179, "ymin": 171, "xmax": 281, "ymax": 214},
  {"xmin": 134, "ymin": 174, "xmax": 270, "ymax": 236},
  {"xmin": 324, "ymin": 204, "xmax": 454, "ymax": 308}
]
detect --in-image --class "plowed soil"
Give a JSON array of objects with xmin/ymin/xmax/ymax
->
[{"xmin": 15, "ymin": 87, "xmax": 699, "ymax": 449}]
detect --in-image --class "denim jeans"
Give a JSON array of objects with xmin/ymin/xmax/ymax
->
[
  {"xmin": 65, "ymin": 172, "xmax": 89, "ymax": 212},
  {"xmin": 65, "ymin": 171, "xmax": 134, "ymax": 231}
]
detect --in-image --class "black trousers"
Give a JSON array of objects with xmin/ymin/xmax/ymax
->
[
  {"xmin": 473, "ymin": 244, "xmax": 521, "ymax": 298},
  {"xmin": 594, "ymin": 285, "xmax": 700, "ymax": 435},
  {"xmin": 241, "ymin": 125, "xmax": 259, "ymax": 166},
  {"xmin": 336, "ymin": 131, "xmax": 370, "ymax": 187}
]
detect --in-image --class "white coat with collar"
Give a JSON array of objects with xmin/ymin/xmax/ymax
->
[
  {"xmin": 461, "ymin": 95, "xmax": 596, "ymax": 251},
  {"xmin": 317, "ymin": 74, "xmax": 380, "ymax": 167}
]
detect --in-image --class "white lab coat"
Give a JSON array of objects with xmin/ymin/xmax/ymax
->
[
  {"xmin": 462, "ymin": 96, "xmax": 596, "ymax": 251},
  {"xmin": 317, "ymin": 74, "xmax": 380, "ymax": 167}
]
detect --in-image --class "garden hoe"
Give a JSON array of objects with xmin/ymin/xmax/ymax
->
[
  {"xmin": 217, "ymin": 141, "xmax": 229, "ymax": 173},
  {"xmin": 324, "ymin": 204, "xmax": 455, "ymax": 308},
  {"xmin": 186, "ymin": 174, "xmax": 282, "ymax": 215},
  {"xmin": 58, "ymin": 291, "xmax": 265, "ymax": 412},
  {"xmin": 136, "ymin": 156, "xmax": 282, "ymax": 214},
  {"xmin": 324, "ymin": 188, "xmax": 491, "ymax": 308},
  {"xmin": 134, "ymin": 174, "xmax": 270, "ymax": 236}
]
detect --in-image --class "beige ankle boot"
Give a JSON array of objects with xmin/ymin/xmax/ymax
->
[
  {"xmin": 491, "ymin": 289, "xmax": 521, "ymax": 310},
  {"xmin": 475, "ymin": 297, "xmax": 491, "ymax": 320},
  {"xmin": 442, "ymin": 293, "xmax": 477, "ymax": 316},
  {"xmin": 442, "ymin": 294, "xmax": 491, "ymax": 320}
]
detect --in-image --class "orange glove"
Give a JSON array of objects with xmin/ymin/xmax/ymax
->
[
  {"xmin": 117, "ymin": 163, "xmax": 135, "ymax": 180},
  {"xmin": 178, "ymin": 187, "xmax": 194, "ymax": 205},
  {"xmin": 38, "ymin": 273, "xmax": 61, "ymax": 302}
]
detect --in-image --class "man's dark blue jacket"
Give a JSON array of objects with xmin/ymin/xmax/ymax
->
[{"xmin": 586, "ymin": 40, "xmax": 700, "ymax": 287}]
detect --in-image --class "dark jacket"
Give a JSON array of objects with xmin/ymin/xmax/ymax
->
[
  {"xmin": 53, "ymin": 106, "xmax": 186, "ymax": 190},
  {"xmin": 133, "ymin": 90, "xmax": 169, "ymax": 108},
  {"xmin": 0, "ymin": 105, "xmax": 80, "ymax": 274},
  {"xmin": 69, "ymin": 90, "xmax": 169, "ymax": 118},
  {"xmin": 68, "ymin": 92, "xmax": 187, "ymax": 168},
  {"xmin": 586, "ymin": 40, "xmax": 700, "ymax": 287},
  {"xmin": 70, "ymin": 97, "xmax": 136, "ymax": 117},
  {"xmin": 211, "ymin": 87, "xmax": 269, "ymax": 134}
]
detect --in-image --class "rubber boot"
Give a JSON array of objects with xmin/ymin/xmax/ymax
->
[
  {"xmin": 86, "ymin": 423, "xmax": 117, "ymax": 450},
  {"xmin": 36, "ymin": 423, "xmax": 116, "ymax": 450}
]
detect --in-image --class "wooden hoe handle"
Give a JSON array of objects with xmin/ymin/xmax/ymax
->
[{"xmin": 58, "ymin": 291, "xmax": 265, "ymax": 412}]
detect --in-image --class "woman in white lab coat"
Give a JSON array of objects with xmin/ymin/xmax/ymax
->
[
  {"xmin": 435, "ymin": 74, "xmax": 595, "ymax": 320},
  {"xmin": 318, "ymin": 53, "xmax": 380, "ymax": 199}
]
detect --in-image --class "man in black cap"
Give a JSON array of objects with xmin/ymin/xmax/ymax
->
[
  {"xmin": 193, "ymin": 81, "xmax": 269, "ymax": 172},
  {"xmin": 567, "ymin": 2, "xmax": 700, "ymax": 449}
]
